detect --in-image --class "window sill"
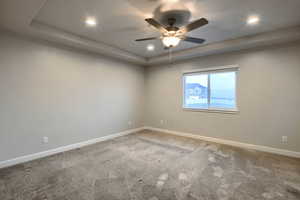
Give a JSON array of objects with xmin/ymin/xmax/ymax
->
[{"xmin": 183, "ymin": 107, "xmax": 239, "ymax": 114}]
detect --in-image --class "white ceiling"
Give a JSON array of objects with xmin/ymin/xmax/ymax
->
[{"xmin": 1, "ymin": 0, "xmax": 300, "ymax": 65}]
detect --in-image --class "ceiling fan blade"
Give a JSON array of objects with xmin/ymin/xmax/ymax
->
[
  {"xmin": 135, "ymin": 37, "xmax": 157, "ymax": 41},
  {"xmin": 182, "ymin": 18, "xmax": 208, "ymax": 32},
  {"xmin": 145, "ymin": 18, "xmax": 167, "ymax": 32},
  {"xmin": 183, "ymin": 37, "xmax": 205, "ymax": 44}
]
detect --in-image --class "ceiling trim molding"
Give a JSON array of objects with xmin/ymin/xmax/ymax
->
[
  {"xmin": 147, "ymin": 26, "xmax": 300, "ymax": 65},
  {"xmin": 26, "ymin": 0, "xmax": 48, "ymax": 26},
  {"xmin": 28, "ymin": 23, "xmax": 300, "ymax": 66},
  {"xmin": 30, "ymin": 21, "xmax": 147, "ymax": 65}
]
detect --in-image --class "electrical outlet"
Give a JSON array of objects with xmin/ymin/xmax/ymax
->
[
  {"xmin": 128, "ymin": 121, "xmax": 132, "ymax": 126},
  {"xmin": 282, "ymin": 136, "xmax": 288, "ymax": 143},
  {"xmin": 43, "ymin": 136, "xmax": 49, "ymax": 144}
]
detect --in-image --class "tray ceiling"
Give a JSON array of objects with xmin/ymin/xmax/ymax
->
[
  {"xmin": 1, "ymin": 0, "xmax": 300, "ymax": 64},
  {"xmin": 33, "ymin": 0, "xmax": 300, "ymax": 58}
]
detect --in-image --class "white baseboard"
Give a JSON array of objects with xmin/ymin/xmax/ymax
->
[
  {"xmin": 2, "ymin": 126, "xmax": 299, "ymax": 169},
  {"xmin": 144, "ymin": 126, "xmax": 300, "ymax": 159},
  {"xmin": 0, "ymin": 127, "xmax": 144, "ymax": 169}
]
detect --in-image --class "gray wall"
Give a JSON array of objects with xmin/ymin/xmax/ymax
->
[
  {"xmin": 1, "ymin": 31, "xmax": 300, "ymax": 163},
  {"xmin": 145, "ymin": 42, "xmax": 300, "ymax": 152},
  {"xmin": 0, "ymin": 32, "xmax": 144, "ymax": 162}
]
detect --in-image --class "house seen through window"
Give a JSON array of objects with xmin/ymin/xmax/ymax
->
[{"xmin": 183, "ymin": 68, "xmax": 238, "ymax": 111}]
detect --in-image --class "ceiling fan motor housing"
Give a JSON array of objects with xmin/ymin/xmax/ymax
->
[
  {"xmin": 166, "ymin": 26, "xmax": 179, "ymax": 32},
  {"xmin": 156, "ymin": 10, "xmax": 191, "ymax": 27}
]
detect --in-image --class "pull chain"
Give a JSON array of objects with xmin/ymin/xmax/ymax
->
[{"xmin": 168, "ymin": 47, "xmax": 172, "ymax": 63}]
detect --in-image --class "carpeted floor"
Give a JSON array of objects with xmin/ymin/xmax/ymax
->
[{"xmin": 1, "ymin": 130, "xmax": 300, "ymax": 200}]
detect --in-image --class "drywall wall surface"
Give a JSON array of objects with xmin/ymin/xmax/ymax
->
[
  {"xmin": 145, "ymin": 42, "xmax": 300, "ymax": 152},
  {"xmin": 0, "ymin": 32, "xmax": 144, "ymax": 162}
]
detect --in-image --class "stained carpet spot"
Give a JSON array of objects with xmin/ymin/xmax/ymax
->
[
  {"xmin": 208, "ymin": 154, "xmax": 216, "ymax": 163},
  {"xmin": 178, "ymin": 173, "xmax": 188, "ymax": 181},
  {"xmin": 216, "ymin": 150, "xmax": 230, "ymax": 158},
  {"xmin": 149, "ymin": 196, "xmax": 159, "ymax": 200},
  {"xmin": 178, "ymin": 173, "xmax": 190, "ymax": 187},
  {"xmin": 213, "ymin": 166, "xmax": 224, "ymax": 178},
  {"xmin": 158, "ymin": 173, "xmax": 168, "ymax": 181},
  {"xmin": 262, "ymin": 192, "xmax": 273, "ymax": 199},
  {"xmin": 156, "ymin": 180, "xmax": 165, "ymax": 189},
  {"xmin": 205, "ymin": 144, "xmax": 219, "ymax": 152}
]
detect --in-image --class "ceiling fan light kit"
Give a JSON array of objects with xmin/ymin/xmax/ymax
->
[
  {"xmin": 135, "ymin": 16, "xmax": 208, "ymax": 49},
  {"xmin": 162, "ymin": 35, "xmax": 181, "ymax": 47}
]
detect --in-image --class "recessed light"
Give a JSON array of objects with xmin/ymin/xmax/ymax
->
[
  {"xmin": 147, "ymin": 44, "xmax": 155, "ymax": 51},
  {"xmin": 85, "ymin": 17, "xmax": 97, "ymax": 27},
  {"xmin": 247, "ymin": 16, "xmax": 260, "ymax": 25}
]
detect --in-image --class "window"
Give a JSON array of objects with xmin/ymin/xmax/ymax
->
[{"xmin": 183, "ymin": 67, "xmax": 238, "ymax": 112}]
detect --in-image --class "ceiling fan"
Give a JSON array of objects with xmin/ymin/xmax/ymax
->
[{"xmin": 135, "ymin": 17, "xmax": 208, "ymax": 48}]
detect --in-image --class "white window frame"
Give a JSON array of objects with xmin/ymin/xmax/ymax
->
[{"xmin": 182, "ymin": 65, "xmax": 239, "ymax": 114}]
